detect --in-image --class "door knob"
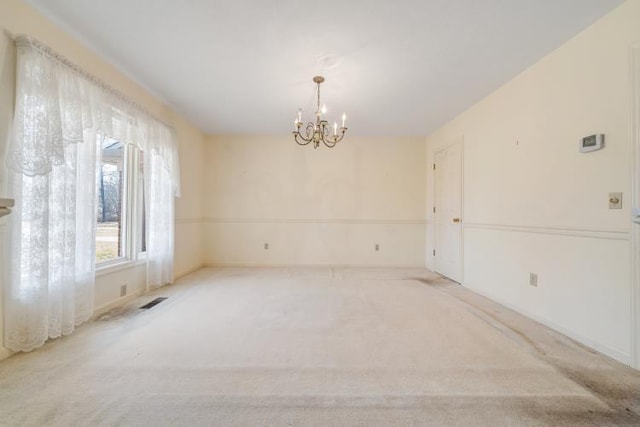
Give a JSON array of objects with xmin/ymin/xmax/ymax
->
[{"xmin": 452, "ymin": 217, "xmax": 461, "ymax": 223}]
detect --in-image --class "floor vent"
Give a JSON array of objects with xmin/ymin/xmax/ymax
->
[{"xmin": 139, "ymin": 297, "xmax": 168, "ymax": 310}]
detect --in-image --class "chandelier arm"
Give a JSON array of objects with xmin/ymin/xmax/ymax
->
[
  {"xmin": 293, "ymin": 132, "xmax": 312, "ymax": 145},
  {"xmin": 305, "ymin": 122, "xmax": 316, "ymax": 140},
  {"xmin": 293, "ymin": 122, "xmax": 316, "ymax": 145},
  {"xmin": 323, "ymin": 139, "xmax": 338, "ymax": 148},
  {"xmin": 320, "ymin": 124, "xmax": 334, "ymax": 147},
  {"xmin": 320, "ymin": 123, "xmax": 347, "ymax": 147},
  {"xmin": 326, "ymin": 131, "xmax": 347, "ymax": 147}
]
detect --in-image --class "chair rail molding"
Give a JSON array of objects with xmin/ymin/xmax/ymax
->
[
  {"xmin": 463, "ymin": 222, "xmax": 630, "ymax": 241},
  {"xmin": 203, "ymin": 217, "xmax": 426, "ymax": 225}
]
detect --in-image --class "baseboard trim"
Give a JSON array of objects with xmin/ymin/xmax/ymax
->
[
  {"xmin": 92, "ymin": 290, "xmax": 146, "ymax": 318},
  {"xmin": 93, "ymin": 264, "xmax": 205, "ymax": 317},
  {"xmin": 174, "ymin": 264, "xmax": 206, "ymax": 281},
  {"xmin": 464, "ymin": 222, "xmax": 629, "ymax": 241},
  {"xmin": 0, "ymin": 346, "xmax": 12, "ymax": 362},
  {"xmin": 463, "ymin": 282, "xmax": 631, "ymax": 366}
]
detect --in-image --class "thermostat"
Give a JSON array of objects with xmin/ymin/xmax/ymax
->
[{"xmin": 579, "ymin": 134, "xmax": 604, "ymax": 153}]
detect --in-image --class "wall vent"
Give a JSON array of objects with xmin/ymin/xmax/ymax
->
[{"xmin": 140, "ymin": 297, "xmax": 168, "ymax": 309}]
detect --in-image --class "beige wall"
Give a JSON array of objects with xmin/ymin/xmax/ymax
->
[
  {"xmin": 0, "ymin": 0, "xmax": 206, "ymax": 360},
  {"xmin": 426, "ymin": 0, "xmax": 640, "ymax": 365},
  {"xmin": 2, "ymin": 0, "xmax": 637, "ymax": 371},
  {"xmin": 204, "ymin": 135, "xmax": 426, "ymax": 266}
]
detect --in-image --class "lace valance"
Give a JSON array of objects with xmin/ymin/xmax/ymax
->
[{"xmin": 7, "ymin": 35, "xmax": 181, "ymax": 196}]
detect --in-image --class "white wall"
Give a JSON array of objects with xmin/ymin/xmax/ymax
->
[
  {"xmin": 426, "ymin": 0, "xmax": 640, "ymax": 365},
  {"xmin": 0, "ymin": 0, "xmax": 206, "ymax": 360},
  {"xmin": 204, "ymin": 135, "xmax": 426, "ymax": 267}
]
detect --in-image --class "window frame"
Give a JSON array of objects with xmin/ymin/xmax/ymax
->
[{"xmin": 95, "ymin": 142, "xmax": 147, "ymax": 273}]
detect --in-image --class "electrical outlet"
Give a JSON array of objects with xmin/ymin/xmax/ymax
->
[
  {"xmin": 120, "ymin": 284, "xmax": 127, "ymax": 297},
  {"xmin": 529, "ymin": 273, "xmax": 538, "ymax": 287},
  {"xmin": 375, "ymin": 244, "xmax": 380, "ymax": 251},
  {"xmin": 609, "ymin": 192, "xmax": 622, "ymax": 209},
  {"xmin": 264, "ymin": 243, "xmax": 269, "ymax": 250}
]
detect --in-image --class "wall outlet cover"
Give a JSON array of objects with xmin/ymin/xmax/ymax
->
[{"xmin": 609, "ymin": 192, "xmax": 622, "ymax": 209}]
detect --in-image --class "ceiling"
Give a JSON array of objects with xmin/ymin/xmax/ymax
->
[{"xmin": 27, "ymin": 0, "xmax": 624, "ymax": 137}]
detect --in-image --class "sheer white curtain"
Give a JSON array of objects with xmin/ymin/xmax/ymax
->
[
  {"xmin": 5, "ymin": 37, "xmax": 180, "ymax": 352},
  {"xmin": 145, "ymin": 124, "xmax": 180, "ymax": 288},
  {"xmin": 5, "ymin": 39, "xmax": 98, "ymax": 351}
]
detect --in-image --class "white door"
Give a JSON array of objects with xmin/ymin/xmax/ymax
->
[{"xmin": 434, "ymin": 141, "xmax": 463, "ymax": 283}]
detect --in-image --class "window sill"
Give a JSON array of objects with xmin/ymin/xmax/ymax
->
[{"xmin": 96, "ymin": 258, "xmax": 146, "ymax": 277}]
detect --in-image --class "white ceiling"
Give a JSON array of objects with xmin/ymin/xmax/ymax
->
[{"xmin": 27, "ymin": 0, "xmax": 624, "ymax": 136}]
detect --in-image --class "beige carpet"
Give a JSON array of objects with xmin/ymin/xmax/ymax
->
[{"xmin": 1, "ymin": 267, "xmax": 639, "ymax": 426}]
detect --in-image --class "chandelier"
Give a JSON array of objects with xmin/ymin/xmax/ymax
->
[{"xmin": 293, "ymin": 76, "xmax": 347, "ymax": 148}]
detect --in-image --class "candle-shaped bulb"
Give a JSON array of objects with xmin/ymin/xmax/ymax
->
[
  {"xmin": 341, "ymin": 113, "xmax": 346, "ymax": 127},
  {"xmin": 297, "ymin": 108, "xmax": 302, "ymax": 123},
  {"xmin": 321, "ymin": 104, "xmax": 327, "ymax": 115},
  {"xmin": 333, "ymin": 122, "xmax": 338, "ymax": 135}
]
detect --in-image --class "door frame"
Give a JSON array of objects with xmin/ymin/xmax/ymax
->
[
  {"xmin": 433, "ymin": 137, "xmax": 464, "ymax": 283},
  {"xmin": 631, "ymin": 43, "xmax": 640, "ymax": 370}
]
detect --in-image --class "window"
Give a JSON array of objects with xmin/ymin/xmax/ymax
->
[
  {"xmin": 96, "ymin": 138, "xmax": 146, "ymax": 266},
  {"xmin": 6, "ymin": 38, "xmax": 180, "ymax": 352},
  {"xmin": 137, "ymin": 150, "xmax": 146, "ymax": 254}
]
